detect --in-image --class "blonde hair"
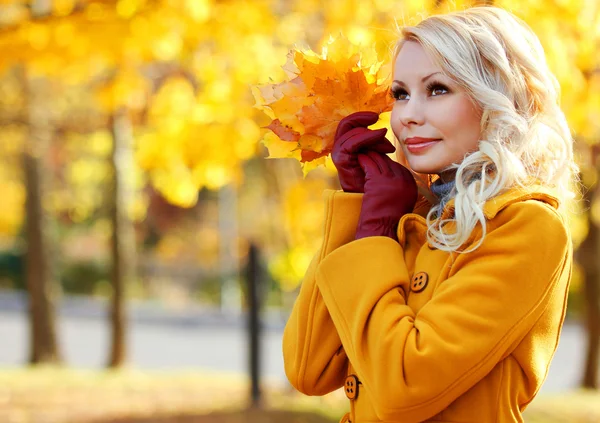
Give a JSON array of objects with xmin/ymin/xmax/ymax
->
[{"xmin": 392, "ymin": 6, "xmax": 580, "ymax": 253}]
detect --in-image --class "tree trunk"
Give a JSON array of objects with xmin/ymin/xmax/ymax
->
[
  {"xmin": 107, "ymin": 108, "xmax": 137, "ymax": 368},
  {"xmin": 23, "ymin": 72, "xmax": 62, "ymax": 365},
  {"xmin": 580, "ymin": 179, "xmax": 600, "ymax": 389}
]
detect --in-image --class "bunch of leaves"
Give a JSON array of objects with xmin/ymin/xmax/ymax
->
[{"xmin": 252, "ymin": 35, "xmax": 394, "ymax": 175}]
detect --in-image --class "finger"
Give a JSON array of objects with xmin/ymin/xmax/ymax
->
[
  {"xmin": 335, "ymin": 111, "xmax": 380, "ymax": 139},
  {"xmin": 369, "ymin": 137, "xmax": 396, "ymax": 155},
  {"xmin": 388, "ymin": 158, "xmax": 414, "ymax": 179},
  {"xmin": 382, "ymin": 155, "xmax": 415, "ymax": 181},
  {"xmin": 340, "ymin": 127, "xmax": 388, "ymax": 152},
  {"xmin": 358, "ymin": 151, "xmax": 385, "ymax": 177},
  {"xmin": 364, "ymin": 150, "xmax": 390, "ymax": 174},
  {"xmin": 357, "ymin": 153, "xmax": 378, "ymax": 177}
]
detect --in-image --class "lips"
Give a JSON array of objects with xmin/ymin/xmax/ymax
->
[
  {"xmin": 404, "ymin": 137, "xmax": 441, "ymax": 145},
  {"xmin": 403, "ymin": 137, "xmax": 441, "ymax": 154}
]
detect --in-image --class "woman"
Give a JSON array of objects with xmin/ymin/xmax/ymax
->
[{"xmin": 282, "ymin": 5, "xmax": 579, "ymax": 423}]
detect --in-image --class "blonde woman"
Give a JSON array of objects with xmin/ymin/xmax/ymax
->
[{"xmin": 282, "ymin": 6, "xmax": 579, "ymax": 423}]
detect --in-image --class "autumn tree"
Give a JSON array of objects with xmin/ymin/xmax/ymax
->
[
  {"xmin": 1, "ymin": 0, "xmax": 598, "ymax": 384},
  {"xmin": 0, "ymin": 0, "xmax": 286, "ymax": 366}
]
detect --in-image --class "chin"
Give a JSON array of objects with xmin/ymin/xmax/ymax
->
[
  {"xmin": 400, "ymin": 145, "xmax": 444, "ymax": 175},
  {"xmin": 405, "ymin": 158, "xmax": 444, "ymax": 176}
]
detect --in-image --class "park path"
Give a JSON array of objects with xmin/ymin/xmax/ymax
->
[{"xmin": 0, "ymin": 291, "xmax": 587, "ymax": 394}]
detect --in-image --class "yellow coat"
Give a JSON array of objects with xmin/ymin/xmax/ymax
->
[{"xmin": 282, "ymin": 186, "xmax": 572, "ymax": 423}]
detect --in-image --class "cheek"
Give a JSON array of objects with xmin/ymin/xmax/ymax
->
[
  {"xmin": 390, "ymin": 106, "xmax": 402, "ymax": 134},
  {"xmin": 435, "ymin": 97, "xmax": 481, "ymax": 149}
]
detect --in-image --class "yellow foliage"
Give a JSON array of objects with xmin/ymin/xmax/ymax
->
[
  {"xmin": 184, "ymin": 0, "xmax": 212, "ymax": 22},
  {"xmin": 269, "ymin": 245, "xmax": 316, "ymax": 292},
  {"xmin": 56, "ymin": 130, "xmax": 148, "ymax": 223},
  {"xmin": 88, "ymin": 131, "xmax": 113, "ymax": 157},
  {"xmin": 96, "ymin": 68, "xmax": 151, "ymax": 113},
  {"xmin": 569, "ymin": 260, "xmax": 583, "ymax": 294},
  {"xmin": 253, "ymin": 34, "xmax": 393, "ymax": 175},
  {"xmin": 261, "ymin": 131, "xmax": 301, "ymax": 160},
  {"xmin": 150, "ymin": 167, "xmax": 199, "ymax": 208},
  {"xmin": 1, "ymin": 0, "xmax": 599, "ymax": 290},
  {"xmin": 268, "ymin": 177, "xmax": 328, "ymax": 290},
  {"xmin": 116, "ymin": 0, "xmax": 148, "ymax": 19},
  {"xmin": 0, "ymin": 177, "xmax": 24, "ymax": 236},
  {"xmin": 52, "ymin": 0, "xmax": 77, "ymax": 17},
  {"xmin": 0, "ymin": 3, "xmax": 28, "ymax": 28},
  {"xmin": 0, "ymin": 126, "xmax": 25, "ymax": 236},
  {"xmin": 67, "ymin": 158, "xmax": 110, "ymax": 186},
  {"xmin": 151, "ymin": 77, "xmax": 196, "ymax": 121},
  {"xmin": 0, "ymin": 125, "xmax": 26, "ymax": 156},
  {"xmin": 284, "ymin": 178, "xmax": 327, "ymax": 245},
  {"xmin": 138, "ymin": 69, "xmax": 262, "ymax": 197}
]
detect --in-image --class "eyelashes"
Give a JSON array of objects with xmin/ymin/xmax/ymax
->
[
  {"xmin": 389, "ymin": 87, "xmax": 405, "ymax": 100},
  {"xmin": 389, "ymin": 81, "xmax": 450, "ymax": 100}
]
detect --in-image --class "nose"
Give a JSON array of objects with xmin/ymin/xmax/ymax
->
[{"xmin": 398, "ymin": 97, "xmax": 425, "ymax": 127}]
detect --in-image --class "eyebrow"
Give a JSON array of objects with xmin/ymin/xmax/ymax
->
[{"xmin": 393, "ymin": 71, "xmax": 442, "ymax": 86}]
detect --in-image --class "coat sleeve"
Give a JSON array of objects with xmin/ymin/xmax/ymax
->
[
  {"xmin": 315, "ymin": 200, "xmax": 572, "ymax": 421},
  {"xmin": 282, "ymin": 189, "xmax": 364, "ymax": 395}
]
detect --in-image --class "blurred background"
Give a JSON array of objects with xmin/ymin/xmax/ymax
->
[{"xmin": 0, "ymin": 0, "xmax": 599, "ymax": 422}]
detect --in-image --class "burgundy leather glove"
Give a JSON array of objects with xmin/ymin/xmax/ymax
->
[
  {"xmin": 331, "ymin": 111, "xmax": 396, "ymax": 193},
  {"xmin": 355, "ymin": 150, "xmax": 418, "ymax": 242}
]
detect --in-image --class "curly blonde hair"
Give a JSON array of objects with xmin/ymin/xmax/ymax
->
[{"xmin": 392, "ymin": 6, "xmax": 580, "ymax": 253}]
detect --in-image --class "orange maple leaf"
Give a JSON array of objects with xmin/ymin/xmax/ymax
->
[{"xmin": 252, "ymin": 35, "xmax": 394, "ymax": 175}]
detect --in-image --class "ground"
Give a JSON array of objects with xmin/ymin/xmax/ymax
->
[
  {"xmin": 1, "ymin": 367, "xmax": 599, "ymax": 423},
  {"xmin": 106, "ymin": 410, "xmax": 335, "ymax": 423}
]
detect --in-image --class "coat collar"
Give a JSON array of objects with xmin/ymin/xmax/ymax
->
[
  {"xmin": 441, "ymin": 183, "xmax": 560, "ymax": 220},
  {"xmin": 400, "ymin": 183, "xmax": 560, "ymax": 250}
]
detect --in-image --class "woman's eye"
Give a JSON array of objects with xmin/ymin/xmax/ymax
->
[
  {"xmin": 427, "ymin": 83, "xmax": 449, "ymax": 96},
  {"xmin": 389, "ymin": 83, "xmax": 449, "ymax": 101},
  {"xmin": 390, "ymin": 87, "xmax": 408, "ymax": 101}
]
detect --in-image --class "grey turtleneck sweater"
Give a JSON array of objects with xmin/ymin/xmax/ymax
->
[{"xmin": 430, "ymin": 178, "xmax": 456, "ymax": 216}]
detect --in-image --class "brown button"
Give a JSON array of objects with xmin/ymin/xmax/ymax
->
[
  {"xmin": 344, "ymin": 375, "xmax": 360, "ymax": 400},
  {"xmin": 411, "ymin": 272, "xmax": 429, "ymax": 293}
]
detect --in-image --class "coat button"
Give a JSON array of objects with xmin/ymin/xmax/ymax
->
[
  {"xmin": 344, "ymin": 375, "xmax": 360, "ymax": 400},
  {"xmin": 411, "ymin": 272, "xmax": 429, "ymax": 293}
]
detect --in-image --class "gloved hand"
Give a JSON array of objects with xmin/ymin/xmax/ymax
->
[
  {"xmin": 331, "ymin": 111, "xmax": 396, "ymax": 193},
  {"xmin": 355, "ymin": 150, "xmax": 418, "ymax": 242}
]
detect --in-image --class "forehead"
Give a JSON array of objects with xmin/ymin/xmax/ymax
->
[{"xmin": 393, "ymin": 40, "xmax": 441, "ymax": 79}]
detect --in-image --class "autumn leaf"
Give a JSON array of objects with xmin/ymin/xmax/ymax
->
[{"xmin": 253, "ymin": 34, "xmax": 394, "ymax": 175}]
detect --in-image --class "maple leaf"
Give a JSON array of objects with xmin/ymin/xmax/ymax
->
[{"xmin": 252, "ymin": 34, "xmax": 394, "ymax": 175}]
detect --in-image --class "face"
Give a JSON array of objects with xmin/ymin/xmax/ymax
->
[{"xmin": 391, "ymin": 40, "xmax": 482, "ymax": 181}]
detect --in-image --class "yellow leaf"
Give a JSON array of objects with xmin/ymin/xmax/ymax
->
[
  {"xmin": 261, "ymin": 131, "xmax": 300, "ymax": 160},
  {"xmin": 301, "ymin": 156, "xmax": 327, "ymax": 177},
  {"xmin": 251, "ymin": 34, "xmax": 394, "ymax": 175}
]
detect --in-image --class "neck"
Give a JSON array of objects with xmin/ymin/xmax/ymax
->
[
  {"xmin": 430, "ymin": 177, "xmax": 455, "ymax": 199},
  {"xmin": 438, "ymin": 170, "xmax": 456, "ymax": 183}
]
